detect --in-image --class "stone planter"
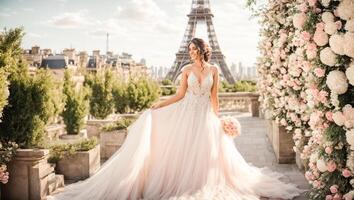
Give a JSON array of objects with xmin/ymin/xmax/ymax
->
[
  {"xmin": 271, "ymin": 121, "xmax": 295, "ymax": 164},
  {"xmin": 100, "ymin": 129, "xmax": 128, "ymax": 160},
  {"xmin": 265, "ymin": 119, "xmax": 273, "ymax": 144},
  {"xmin": 2, "ymin": 149, "xmax": 64, "ymax": 200},
  {"xmin": 86, "ymin": 120, "xmax": 115, "ymax": 138},
  {"xmin": 55, "ymin": 144, "xmax": 100, "ymax": 181}
]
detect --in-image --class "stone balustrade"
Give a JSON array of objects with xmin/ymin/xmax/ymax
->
[{"xmin": 160, "ymin": 92, "xmax": 260, "ymax": 117}]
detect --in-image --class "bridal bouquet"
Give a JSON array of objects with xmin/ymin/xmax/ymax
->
[{"xmin": 220, "ymin": 116, "xmax": 241, "ymax": 138}]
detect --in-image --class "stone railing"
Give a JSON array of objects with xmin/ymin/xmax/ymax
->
[
  {"xmin": 218, "ymin": 92, "xmax": 259, "ymax": 117},
  {"xmin": 160, "ymin": 92, "xmax": 260, "ymax": 117}
]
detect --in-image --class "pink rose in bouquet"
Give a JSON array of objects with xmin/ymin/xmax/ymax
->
[
  {"xmin": 0, "ymin": 164, "xmax": 9, "ymax": 184},
  {"xmin": 220, "ymin": 116, "xmax": 241, "ymax": 138}
]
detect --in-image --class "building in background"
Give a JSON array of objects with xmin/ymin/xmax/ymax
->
[
  {"xmin": 230, "ymin": 61, "xmax": 257, "ymax": 81},
  {"xmin": 22, "ymin": 46, "xmax": 149, "ymax": 81}
]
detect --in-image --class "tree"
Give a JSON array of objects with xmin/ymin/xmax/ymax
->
[
  {"xmin": 0, "ymin": 28, "xmax": 58, "ymax": 148},
  {"xmin": 62, "ymin": 69, "xmax": 89, "ymax": 135},
  {"xmin": 86, "ymin": 70, "xmax": 114, "ymax": 119}
]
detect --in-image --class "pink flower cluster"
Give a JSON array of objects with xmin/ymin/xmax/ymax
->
[
  {"xmin": 220, "ymin": 116, "xmax": 241, "ymax": 138},
  {"xmin": 0, "ymin": 165, "xmax": 9, "ymax": 184}
]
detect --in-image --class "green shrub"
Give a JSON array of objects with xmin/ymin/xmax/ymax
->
[
  {"xmin": 101, "ymin": 117, "xmax": 136, "ymax": 132},
  {"xmin": 48, "ymin": 137, "xmax": 98, "ymax": 163},
  {"xmin": 218, "ymin": 80, "xmax": 257, "ymax": 92},
  {"xmin": 126, "ymin": 76, "xmax": 160, "ymax": 113},
  {"xmin": 0, "ymin": 67, "xmax": 58, "ymax": 148},
  {"xmin": 61, "ymin": 69, "xmax": 89, "ymax": 135},
  {"xmin": 0, "ymin": 69, "xmax": 9, "ymax": 117},
  {"xmin": 86, "ymin": 70, "xmax": 114, "ymax": 119},
  {"xmin": 161, "ymin": 79, "xmax": 173, "ymax": 85},
  {"xmin": 112, "ymin": 80, "xmax": 129, "ymax": 114}
]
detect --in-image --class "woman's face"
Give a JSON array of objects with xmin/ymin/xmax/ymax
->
[{"xmin": 188, "ymin": 42, "xmax": 200, "ymax": 61}]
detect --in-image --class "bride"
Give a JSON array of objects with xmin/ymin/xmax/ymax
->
[{"xmin": 49, "ymin": 38, "xmax": 303, "ymax": 200}]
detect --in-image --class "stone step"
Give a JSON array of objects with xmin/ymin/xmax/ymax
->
[{"xmin": 48, "ymin": 174, "xmax": 65, "ymax": 194}]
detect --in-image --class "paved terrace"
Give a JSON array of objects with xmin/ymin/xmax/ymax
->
[{"xmin": 227, "ymin": 112, "xmax": 310, "ymax": 200}]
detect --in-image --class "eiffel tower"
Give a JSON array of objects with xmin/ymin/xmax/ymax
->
[{"xmin": 165, "ymin": 0, "xmax": 235, "ymax": 84}]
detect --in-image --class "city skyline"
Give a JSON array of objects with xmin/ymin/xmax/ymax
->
[{"xmin": 0, "ymin": 0, "xmax": 261, "ymax": 68}]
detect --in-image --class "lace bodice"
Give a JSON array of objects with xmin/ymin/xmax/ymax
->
[{"xmin": 186, "ymin": 70, "xmax": 214, "ymax": 97}]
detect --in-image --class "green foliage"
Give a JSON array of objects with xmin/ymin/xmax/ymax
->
[
  {"xmin": 161, "ymin": 79, "xmax": 173, "ymax": 85},
  {"xmin": 48, "ymin": 137, "xmax": 98, "ymax": 163},
  {"xmin": 219, "ymin": 80, "xmax": 257, "ymax": 92},
  {"xmin": 61, "ymin": 70, "xmax": 89, "ymax": 135},
  {"xmin": 0, "ymin": 68, "xmax": 9, "ymax": 116},
  {"xmin": 0, "ymin": 27, "xmax": 24, "ymax": 69},
  {"xmin": 126, "ymin": 76, "xmax": 160, "ymax": 113},
  {"xmin": 86, "ymin": 70, "xmax": 114, "ymax": 119},
  {"xmin": 101, "ymin": 117, "xmax": 136, "ymax": 132},
  {"xmin": 0, "ymin": 67, "xmax": 58, "ymax": 148},
  {"xmin": 160, "ymin": 79, "xmax": 177, "ymax": 96},
  {"xmin": 112, "ymin": 80, "xmax": 129, "ymax": 114}
]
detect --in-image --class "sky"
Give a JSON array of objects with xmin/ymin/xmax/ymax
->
[{"xmin": 0, "ymin": 0, "xmax": 261, "ymax": 68}]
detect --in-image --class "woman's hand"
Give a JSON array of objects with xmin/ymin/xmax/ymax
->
[{"xmin": 151, "ymin": 102, "xmax": 162, "ymax": 109}]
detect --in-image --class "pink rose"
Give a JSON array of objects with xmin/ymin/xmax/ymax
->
[
  {"xmin": 308, "ymin": 0, "xmax": 317, "ymax": 7},
  {"xmin": 298, "ymin": 3, "xmax": 308, "ymax": 12},
  {"xmin": 327, "ymin": 160, "xmax": 337, "ymax": 172},
  {"xmin": 326, "ymin": 111, "xmax": 333, "ymax": 121},
  {"xmin": 314, "ymin": 68, "xmax": 325, "ymax": 77},
  {"xmin": 342, "ymin": 169, "xmax": 351, "ymax": 178},
  {"xmin": 335, "ymin": 21, "xmax": 342, "ymax": 30},
  {"xmin": 326, "ymin": 195, "xmax": 333, "ymax": 200},
  {"xmin": 306, "ymin": 43, "xmax": 318, "ymax": 59},
  {"xmin": 316, "ymin": 22, "xmax": 325, "ymax": 31},
  {"xmin": 330, "ymin": 185, "xmax": 338, "ymax": 193},
  {"xmin": 333, "ymin": 194, "xmax": 341, "ymax": 200},
  {"xmin": 325, "ymin": 146, "xmax": 333, "ymax": 154},
  {"xmin": 302, "ymin": 31, "xmax": 311, "ymax": 41}
]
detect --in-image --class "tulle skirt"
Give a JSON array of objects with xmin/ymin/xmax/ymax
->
[{"xmin": 49, "ymin": 93, "xmax": 303, "ymax": 200}]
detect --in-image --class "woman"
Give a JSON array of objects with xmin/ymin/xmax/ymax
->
[{"xmin": 50, "ymin": 38, "xmax": 303, "ymax": 200}]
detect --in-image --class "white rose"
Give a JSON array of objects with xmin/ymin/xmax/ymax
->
[
  {"xmin": 345, "ymin": 19, "xmax": 354, "ymax": 32},
  {"xmin": 337, "ymin": 0, "xmax": 354, "ymax": 20},
  {"xmin": 314, "ymin": 29, "xmax": 329, "ymax": 46},
  {"xmin": 344, "ymin": 32, "xmax": 354, "ymax": 58},
  {"xmin": 330, "ymin": 92, "xmax": 340, "ymax": 108},
  {"xmin": 320, "ymin": 47, "xmax": 337, "ymax": 66},
  {"xmin": 325, "ymin": 22, "xmax": 338, "ymax": 35},
  {"xmin": 346, "ymin": 129, "xmax": 354, "ymax": 150},
  {"xmin": 329, "ymin": 34, "xmax": 345, "ymax": 55},
  {"xmin": 326, "ymin": 70, "xmax": 349, "ymax": 94},
  {"xmin": 317, "ymin": 159, "xmax": 328, "ymax": 172},
  {"xmin": 310, "ymin": 152, "xmax": 319, "ymax": 163},
  {"xmin": 321, "ymin": 0, "xmax": 331, "ymax": 7},
  {"xmin": 346, "ymin": 62, "xmax": 354, "ymax": 86},
  {"xmin": 322, "ymin": 12, "xmax": 335, "ymax": 23},
  {"xmin": 333, "ymin": 111, "xmax": 345, "ymax": 126}
]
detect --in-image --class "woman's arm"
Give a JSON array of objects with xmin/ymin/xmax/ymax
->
[
  {"xmin": 210, "ymin": 66, "xmax": 220, "ymax": 116},
  {"xmin": 152, "ymin": 66, "xmax": 189, "ymax": 109}
]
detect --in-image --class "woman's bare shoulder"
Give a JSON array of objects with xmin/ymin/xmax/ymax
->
[{"xmin": 181, "ymin": 64, "xmax": 193, "ymax": 74}]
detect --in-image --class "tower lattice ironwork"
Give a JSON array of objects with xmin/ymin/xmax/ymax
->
[{"xmin": 165, "ymin": 0, "xmax": 235, "ymax": 83}]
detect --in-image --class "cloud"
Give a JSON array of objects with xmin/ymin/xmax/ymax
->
[
  {"xmin": 0, "ymin": 8, "xmax": 17, "ymax": 17},
  {"xmin": 116, "ymin": 0, "xmax": 166, "ymax": 22},
  {"xmin": 46, "ymin": 10, "xmax": 94, "ymax": 29},
  {"xmin": 27, "ymin": 32, "xmax": 44, "ymax": 38}
]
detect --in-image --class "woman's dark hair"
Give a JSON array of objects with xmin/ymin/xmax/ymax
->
[{"xmin": 188, "ymin": 38, "xmax": 212, "ymax": 62}]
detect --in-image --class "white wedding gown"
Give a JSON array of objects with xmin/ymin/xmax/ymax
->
[{"xmin": 49, "ymin": 70, "xmax": 303, "ymax": 200}]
